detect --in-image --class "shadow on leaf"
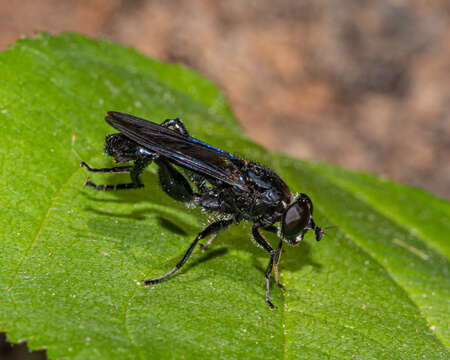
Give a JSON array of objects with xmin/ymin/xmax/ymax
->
[
  {"xmin": 84, "ymin": 205, "xmax": 195, "ymax": 235},
  {"xmin": 80, "ymin": 169, "xmax": 323, "ymax": 278}
]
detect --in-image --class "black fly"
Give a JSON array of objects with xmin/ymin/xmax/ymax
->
[{"xmin": 82, "ymin": 112, "xmax": 323, "ymax": 309}]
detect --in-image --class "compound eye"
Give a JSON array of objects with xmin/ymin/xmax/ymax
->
[{"xmin": 281, "ymin": 202, "xmax": 310, "ymax": 239}]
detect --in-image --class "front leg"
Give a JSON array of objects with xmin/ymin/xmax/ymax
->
[
  {"xmin": 273, "ymin": 240, "xmax": 285, "ymax": 291},
  {"xmin": 263, "ymin": 226, "xmax": 285, "ymax": 291},
  {"xmin": 252, "ymin": 225, "xmax": 277, "ymax": 310}
]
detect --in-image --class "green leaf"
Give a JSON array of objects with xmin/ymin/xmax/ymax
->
[{"xmin": 0, "ymin": 33, "xmax": 448, "ymax": 359}]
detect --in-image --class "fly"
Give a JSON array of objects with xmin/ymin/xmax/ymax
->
[{"xmin": 81, "ymin": 111, "xmax": 324, "ymax": 309}]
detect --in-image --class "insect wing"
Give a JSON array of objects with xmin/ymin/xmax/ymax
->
[{"xmin": 105, "ymin": 112, "xmax": 247, "ymax": 190}]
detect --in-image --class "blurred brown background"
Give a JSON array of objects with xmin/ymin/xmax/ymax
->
[
  {"xmin": 1, "ymin": 0, "xmax": 449, "ymax": 200},
  {"xmin": 0, "ymin": 1, "xmax": 449, "ymax": 357}
]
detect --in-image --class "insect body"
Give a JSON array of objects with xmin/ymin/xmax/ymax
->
[{"xmin": 82, "ymin": 112, "xmax": 323, "ymax": 309}]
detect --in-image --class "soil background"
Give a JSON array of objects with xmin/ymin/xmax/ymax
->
[
  {"xmin": 0, "ymin": 2, "xmax": 449, "ymax": 358},
  {"xmin": 1, "ymin": 0, "xmax": 449, "ymax": 201}
]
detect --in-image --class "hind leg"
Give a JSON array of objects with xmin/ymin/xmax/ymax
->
[
  {"xmin": 83, "ymin": 157, "xmax": 153, "ymax": 191},
  {"xmin": 83, "ymin": 117, "xmax": 190, "ymax": 191},
  {"xmin": 155, "ymin": 158, "xmax": 195, "ymax": 203}
]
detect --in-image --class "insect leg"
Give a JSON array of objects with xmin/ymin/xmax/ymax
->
[
  {"xmin": 159, "ymin": 119, "xmax": 217, "ymax": 193},
  {"xmin": 309, "ymin": 218, "xmax": 324, "ymax": 241},
  {"xmin": 85, "ymin": 157, "xmax": 152, "ymax": 191},
  {"xmin": 159, "ymin": 119, "xmax": 208, "ymax": 193},
  {"xmin": 273, "ymin": 240, "xmax": 285, "ymax": 291},
  {"xmin": 155, "ymin": 158, "xmax": 194, "ymax": 202},
  {"xmin": 199, "ymin": 233, "xmax": 217, "ymax": 250},
  {"xmin": 263, "ymin": 225, "xmax": 278, "ymax": 234},
  {"xmin": 252, "ymin": 225, "xmax": 277, "ymax": 310},
  {"xmin": 80, "ymin": 161, "xmax": 133, "ymax": 173},
  {"xmin": 143, "ymin": 218, "xmax": 235, "ymax": 285},
  {"xmin": 159, "ymin": 119, "xmax": 207, "ymax": 192},
  {"xmin": 185, "ymin": 172, "xmax": 211, "ymax": 193},
  {"xmin": 261, "ymin": 226, "xmax": 285, "ymax": 290},
  {"xmin": 160, "ymin": 118, "xmax": 190, "ymax": 136}
]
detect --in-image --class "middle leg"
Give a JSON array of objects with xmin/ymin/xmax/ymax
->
[
  {"xmin": 160, "ymin": 118, "xmax": 189, "ymax": 136},
  {"xmin": 199, "ymin": 233, "xmax": 218, "ymax": 250},
  {"xmin": 143, "ymin": 217, "xmax": 235, "ymax": 285},
  {"xmin": 158, "ymin": 119, "xmax": 213, "ymax": 194}
]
